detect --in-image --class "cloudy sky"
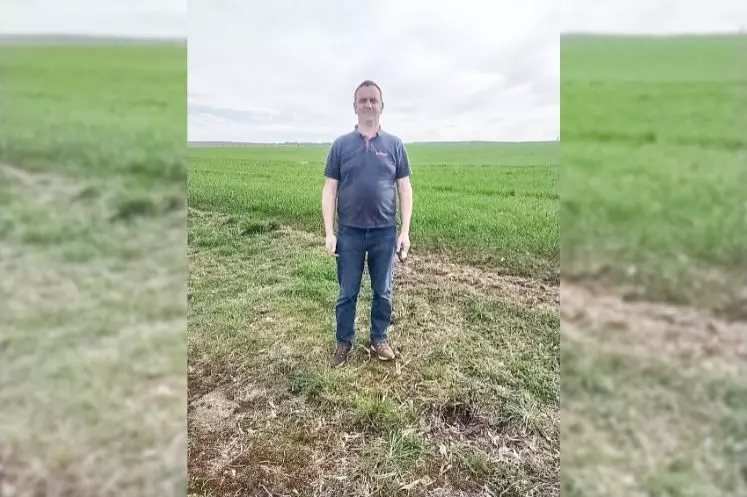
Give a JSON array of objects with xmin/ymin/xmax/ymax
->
[
  {"xmin": 564, "ymin": 0, "xmax": 747, "ymax": 34},
  {"xmin": 3, "ymin": 1, "xmax": 745, "ymax": 143},
  {"xmin": 188, "ymin": 0, "xmax": 560, "ymax": 143},
  {"xmin": 1, "ymin": 0, "xmax": 186, "ymax": 38},
  {"xmin": 188, "ymin": 0, "xmax": 745, "ymax": 143}
]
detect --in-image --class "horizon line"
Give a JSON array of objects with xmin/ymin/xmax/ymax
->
[
  {"xmin": 561, "ymin": 30, "xmax": 745, "ymax": 37},
  {"xmin": 1, "ymin": 31, "xmax": 743, "ymax": 42},
  {"xmin": 188, "ymin": 139, "xmax": 559, "ymax": 146},
  {"xmin": 0, "ymin": 33, "xmax": 184, "ymax": 44}
]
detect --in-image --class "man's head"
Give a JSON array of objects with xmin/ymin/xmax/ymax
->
[{"xmin": 353, "ymin": 80, "xmax": 383, "ymax": 124}]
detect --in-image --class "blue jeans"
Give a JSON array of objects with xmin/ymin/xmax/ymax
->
[{"xmin": 335, "ymin": 224, "xmax": 397, "ymax": 348}]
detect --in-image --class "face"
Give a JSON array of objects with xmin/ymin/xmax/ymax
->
[{"xmin": 354, "ymin": 85, "xmax": 383, "ymax": 121}]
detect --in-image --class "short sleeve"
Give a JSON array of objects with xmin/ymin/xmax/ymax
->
[
  {"xmin": 323, "ymin": 141, "xmax": 341, "ymax": 180},
  {"xmin": 395, "ymin": 140, "xmax": 411, "ymax": 179}
]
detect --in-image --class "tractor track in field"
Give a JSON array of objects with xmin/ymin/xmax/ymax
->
[{"xmin": 561, "ymin": 281, "xmax": 747, "ymax": 372}]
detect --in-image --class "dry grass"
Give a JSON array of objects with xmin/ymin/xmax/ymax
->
[
  {"xmin": 0, "ymin": 164, "xmax": 187, "ymax": 496},
  {"xmin": 561, "ymin": 281, "xmax": 747, "ymax": 497},
  {"xmin": 187, "ymin": 209, "xmax": 559, "ymax": 496}
]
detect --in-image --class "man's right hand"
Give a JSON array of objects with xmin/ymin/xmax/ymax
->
[{"xmin": 325, "ymin": 234, "xmax": 338, "ymax": 257}]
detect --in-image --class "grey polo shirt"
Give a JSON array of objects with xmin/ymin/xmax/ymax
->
[{"xmin": 324, "ymin": 127, "xmax": 411, "ymax": 229}]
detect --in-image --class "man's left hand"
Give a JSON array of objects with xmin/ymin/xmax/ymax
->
[{"xmin": 396, "ymin": 232, "xmax": 410, "ymax": 256}]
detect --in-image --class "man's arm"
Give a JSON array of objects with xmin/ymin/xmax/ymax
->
[
  {"xmin": 322, "ymin": 177, "xmax": 338, "ymax": 237},
  {"xmin": 396, "ymin": 176, "xmax": 413, "ymax": 258},
  {"xmin": 395, "ymin": 140, "xmax": 413, "ymax": 236},
  {"xmin": 397, "ymin": 176, "xmax": 413, "ymax": 235},
  {"xmin": 322, "ymin": 140, "xmax": 341, "ymax": 250}
]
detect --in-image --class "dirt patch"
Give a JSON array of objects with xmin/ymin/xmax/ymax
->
[
  {"xmin": 1, "ymin": 163, "xmax": 47, "ymax": 185},
  {"xmin": 394, "ymin": 254, "xmax": 558, "ymax": 312},
  {"xmin": 561, "ymin": 281, "xmax": 747, "ymax": 373},
  {"xmin": 0, "ymin": 163, "xmax": 91, "ymax": 204},
  {"xmin": 425, "ymin": 490, "xmax": 501, "ymax": 497},
  {"xmin": 563, "ymin": 258, "xmax": 747, "ymax": 322},
  {"xmin": 187, "ymin": 360, "xmax": 234, "ymax": 403},
  {"xmin": 422, "ymin": 402, "xmax": 495, "ymax": 443},
  {"xmin": 190, "ymin": 390, "xmax": 241, "ymax": 434},
  {"xmin": 188, "ymin": 415, "xmax": 324, "ymax": 496}
]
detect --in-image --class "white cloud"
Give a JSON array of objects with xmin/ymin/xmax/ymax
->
[
  {"xmin": 563, "ymin": 0, "xmax": 747, "ymax": 34},
  {"xmin": 0, "ymin": 0, "xmax": 186, "ymax": 38},
  {"xmin": 188, "ymin": 0, "xmax": 560, "ymax": 143}
]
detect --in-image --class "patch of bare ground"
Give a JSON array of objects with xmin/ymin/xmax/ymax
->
[
  {"xmin": 394, "ymin": 253, "xmax": 558, "ymax": 313},
  {"xmin": 563, "ymin": 259, "xmax": 747, "ymax": 322},
  {"xmin": 561, "ymin": 282, "xmax": 747, "ymax": 374}
]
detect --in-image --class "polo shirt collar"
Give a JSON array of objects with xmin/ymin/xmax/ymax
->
[{"xmin": 354, "ymin": 124, "xmax": 383, "ymax": 138}]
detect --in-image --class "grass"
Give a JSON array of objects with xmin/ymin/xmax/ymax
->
[
  {"xmin": 561, "ymin": 33, "xmax": 747, "ymax": 314},
  {"xmin": 0, "ymin": 44, "xmax": 185, "ymax": 184},
  {"xmin": 189, "ymin": 141, "xmax": 559, "ymax": 280},
  {"xmin": 187, "ymin": 141, "xmax": 560, "ymax": 495},
  {"xmin": 561, "ymin": 34, "xmax": 747, "ymax": 497},
  {"xmin": 0, "ymin": 42, "xmax": 187, "ymax": 496}
]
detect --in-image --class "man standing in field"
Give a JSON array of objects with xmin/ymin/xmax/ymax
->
[{"xmin": 322, "ymin": 80, "xmax": 413, "ymax": 368}]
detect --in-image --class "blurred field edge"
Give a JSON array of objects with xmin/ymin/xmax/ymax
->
[
  {"xmin": 560, "ymin": 33, "xmax": 747, "ymax": 497},
  {"xmin": 1, "ymin": 34, "xmax": 188, "ymax": 496}
]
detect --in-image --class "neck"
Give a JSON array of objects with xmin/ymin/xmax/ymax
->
[{"xmin": 357, "ymin": 120, "xmax": 379, "ymax": 137}]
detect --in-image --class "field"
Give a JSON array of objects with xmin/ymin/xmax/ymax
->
[
  {"xmin": 190, "ymin": 143, "xmax": 558, "ymax": 278},
  {"xmin": 187, "ymin": 142, "xmax": 560, "ymax": 495},
  {"xmin": 0, "ymin": 42, "xmax": 187, "ymax": 495},
  {"xmin": 561, "ymin": 35, "xmax": 747, "ymax": 496}
]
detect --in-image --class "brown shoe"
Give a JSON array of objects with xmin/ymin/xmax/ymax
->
[
  {"xmin": 370, "ymin": 341, "xmax": 395, "ymax": 361},
  {"xmin": 330, "ymin": 343, "xmax": 351, "ymax": 368}
]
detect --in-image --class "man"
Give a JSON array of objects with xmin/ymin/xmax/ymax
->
[{"xmin": 321, "ymin": 80, "xmax": 413, "ymax": 368}]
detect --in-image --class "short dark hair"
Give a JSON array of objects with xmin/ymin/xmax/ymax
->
[{"xmin": 354, "ymin": 80, "xmax": 383, "ymax": 102}]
